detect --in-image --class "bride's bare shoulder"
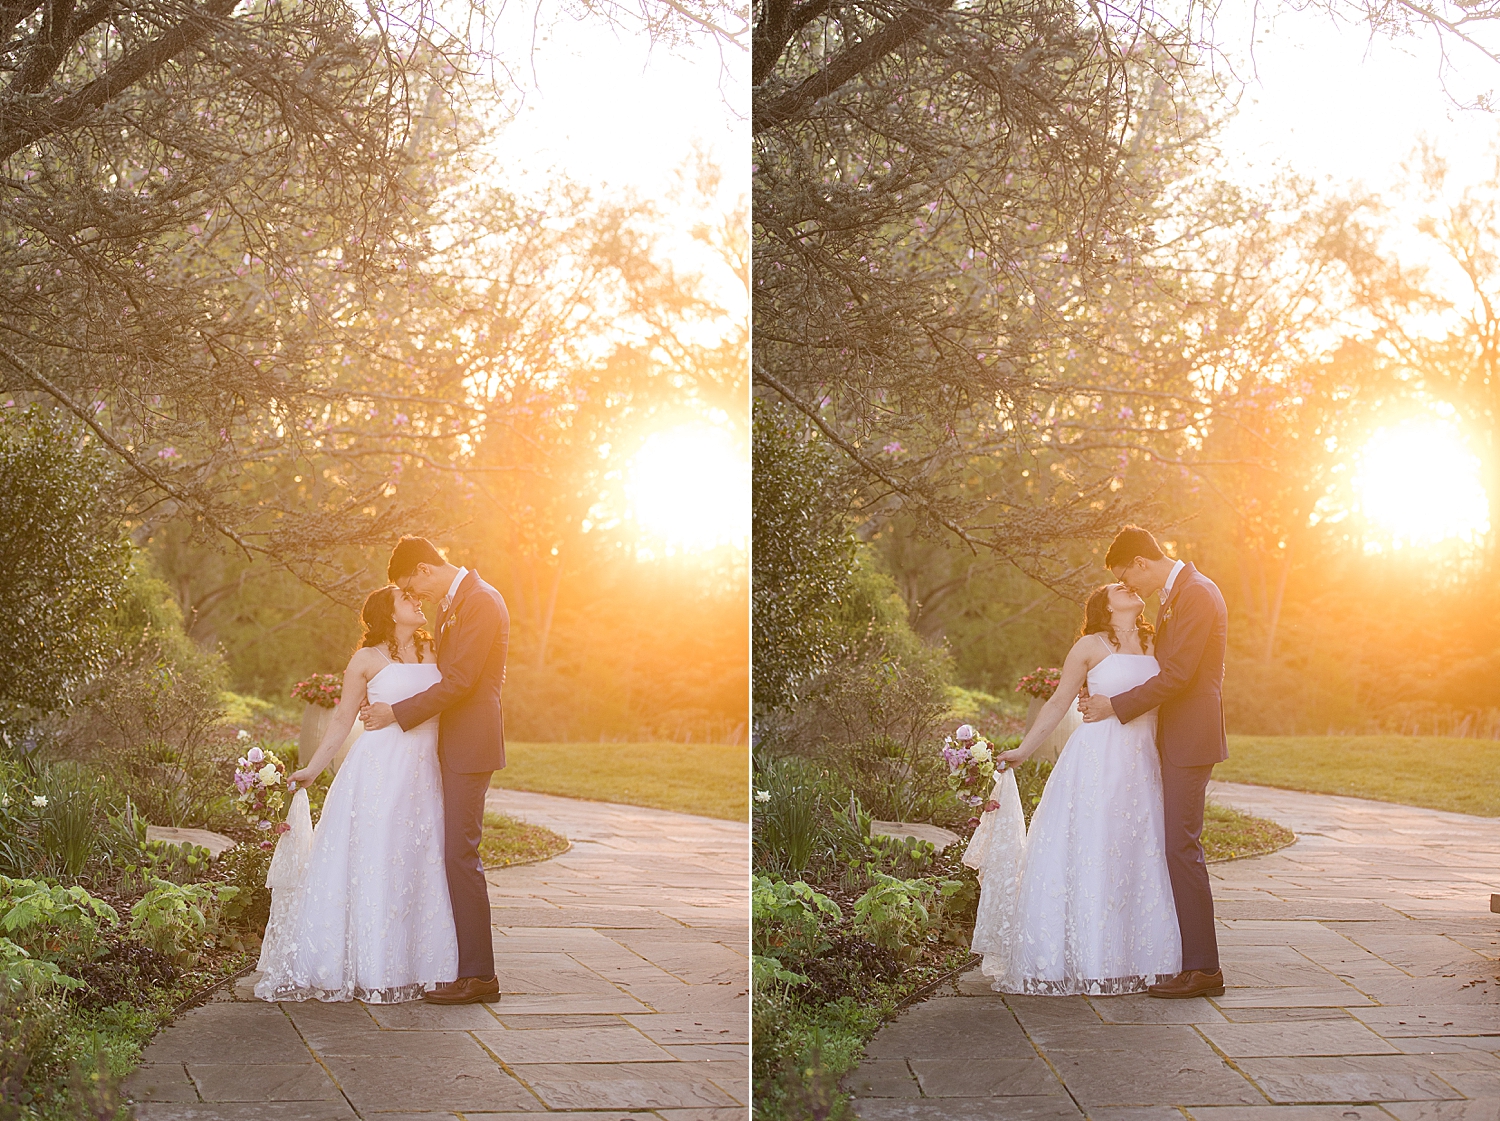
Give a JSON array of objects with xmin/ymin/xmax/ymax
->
[
  {"xmin": 1066, "ymin": 633, "xmax": 1111, "ymax": 666},
  {"xmin": 346, "ymin": 645, "xmax": 386, "ymax": 677}
]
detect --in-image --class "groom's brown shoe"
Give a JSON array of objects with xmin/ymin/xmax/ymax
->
[
  {"xmin": 1147, "ymin": 969, "xmax": 1224, "ymax": 999},
  {"xmin": 424, "ymin": 975, "xmax": 501, "ymax": 1005}
]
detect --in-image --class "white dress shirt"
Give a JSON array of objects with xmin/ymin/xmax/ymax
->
[
  {"xmin": 1161, "ymin": 559, "xmax": 1186, "ymax": 601},
  {"xmin": 440, "ymin": 566, "xmax": 469, "ymax": 614}
]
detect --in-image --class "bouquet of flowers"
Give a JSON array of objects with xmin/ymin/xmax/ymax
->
[
  {"xmin": 941, "ymin": 724, "xmax": 998, "ymax": 808},
  {"xmin": 233, "ymin": 745, "xmax": 294, "ymax": 849},
  {"xmin": 1015, "ymin": 666, "xmax": 1061, "ymax": 699},
  {"xmin": 291, "ymin": 673, "xmax": 341, "ymax": 709}
]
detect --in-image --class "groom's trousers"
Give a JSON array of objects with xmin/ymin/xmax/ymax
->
[
  {"xmin": 1160, "ymin": 759, "xmax": 1220, "ymax": 973},
  {"xmin": 442, "ymin": 766, "xmax": 497, "ymax": 979}
]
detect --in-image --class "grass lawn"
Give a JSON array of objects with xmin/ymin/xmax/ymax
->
[
  {"xmin": 1220, "ymin": 734, "xmax": 1500, "ymax": 817},
  {"xmin": 481, "ymin": 811, "xmax": 568, "ymax": 868},
  {"xmin": 1202, "ymin": 800, "xmax": 1295, "ymax": 862},
  {"xmin": 490, "ymin": 741, "xmax": 748, "ymax": 821}
]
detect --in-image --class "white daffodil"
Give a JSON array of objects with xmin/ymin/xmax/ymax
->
[
  {"xmin": 237, "ymin": 729, "xmax": 252, "ymax": 743},
  {"xmin": 31, "ymin": 795, "xmax": 47, "ymax": 808},
  {"xmin": 1, "ymin": 794, "xmax": 10, "ymax": 808},
  {"xmin": 257, "ymin": 763, "xmax": 281, "ymax": 787},
  {"xmin": 754, "ymin": 790, "xmax": 771, "ymax": 803}
]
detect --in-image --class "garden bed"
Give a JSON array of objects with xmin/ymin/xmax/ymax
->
[
  {"xmin": 1203, "ymin": 800, "xmax": 1295, "ymax": 862},
  {"xmin": 480, "ymin": 811, "xmax": 569, "ymax": 867}
]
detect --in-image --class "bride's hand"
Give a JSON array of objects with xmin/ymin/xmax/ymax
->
[
  {"xmin": 995, "ymin": 747, "xmax": 1030, "ymax": 770},
  {"xmin": 288, "ymin": 767, "xmax": 317, "ymax": 788}
]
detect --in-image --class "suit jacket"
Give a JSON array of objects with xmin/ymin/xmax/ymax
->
[
  {"xmin": 391, "ymin": 569, "xmax": 509, "ymax": 774},
  {"xmin": 1109, "ymin": 562, "xmax": 1229, "ymax": 768}
]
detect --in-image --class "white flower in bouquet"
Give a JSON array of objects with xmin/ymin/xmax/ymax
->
[
  {"xmin": 237, "ymin": 729, "xmax": 252, "ymax": 743},
  {"xmin": 247, "ymin": 746, "xmax": 265, "ymax": 764},
  {"xmin": 257, "ymin": 763, "xmax": 281, "ymax": 787},
  {"xmin": 970, "ymin": 741, "xmax": 992, "ymax": 763}
]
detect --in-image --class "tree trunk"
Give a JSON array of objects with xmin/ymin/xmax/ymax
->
[
  {"xmin": 1263, "ymin": 540, "xmax": 1292, "ymax": 664},
  {"xmin": 534, "ymin": 561, "xmax": 563, "ymax": 671}
]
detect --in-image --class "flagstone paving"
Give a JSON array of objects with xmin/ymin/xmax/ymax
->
[
  {"xmin": 123, "ymin": 789, "xmax": 748, "ymax": 1120},
  {"xmin": 846, "ymin": 780, "xmax": 1500, "ymax": 1120}
]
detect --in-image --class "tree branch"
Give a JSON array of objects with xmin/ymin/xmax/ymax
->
[{"xmin": 752, "ymin": 0, "xmax": 956, "ymax": 134}]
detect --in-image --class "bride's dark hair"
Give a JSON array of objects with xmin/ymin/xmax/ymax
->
[
  {"xmin": 359, "ymin": 585, "xmax": 433, "ymax": 663},
  {"xmin": 1081, "ymin": 584, "xmax": 1154, "ymax": 651}
]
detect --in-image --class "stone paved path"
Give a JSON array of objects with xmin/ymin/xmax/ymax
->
[
  {"xmin": 846, "ymin": 780, "xmax": 1500, "ymax": 1120},
  {"xmin": 124, "ymin": 789, "xmax": 748, "ymax": 1120}
]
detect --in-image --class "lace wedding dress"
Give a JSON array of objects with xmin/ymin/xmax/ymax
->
[
  {"xmin": 256, "ymin": 661, "xmax": 458, "ymax": 1003},
  {"xmin": 965, "ymin": 652, "xmax": 1181, "ymax": 995}
]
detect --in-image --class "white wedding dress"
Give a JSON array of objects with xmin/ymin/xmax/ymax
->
[
  {"xmin": 256, "ymin": 660, "xmax": 458, "ymax": 1003},
  {"xmin": 965, "ymin": 652, "xmax": 1181, "ymax": 995}
]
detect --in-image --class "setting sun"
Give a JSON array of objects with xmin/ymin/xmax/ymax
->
[
  {"xmin": 1354, "ymin": 418, "xmax": 1490, "ymax": 548},
  {"xmin": 626, "ymin": 424, "xmax": 749, "ymax": 552}
]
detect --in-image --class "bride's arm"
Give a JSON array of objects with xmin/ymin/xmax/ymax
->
[
  {"xmin": 996, "ymin": 637, "xmax": 1099, "ymax": 766},
  {"xmin": 288, "ymin": 652, "xmax": 374, "ymax": 786}
]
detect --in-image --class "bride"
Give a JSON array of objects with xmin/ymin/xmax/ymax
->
[
  {"xmin": 966, "ymin": 582, "xmax": 1180, "ymax": 996},
  {"xmin": 255, "ymin": 585, "xmax": 458, "ymax": 1003}
]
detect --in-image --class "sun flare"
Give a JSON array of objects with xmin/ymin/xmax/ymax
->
[
  {"xmin": 626, "ymin": 424, "xmax": 748, "ymax": 552},
  {"xmin": 1354, "ymin": 418, "xmax": 1490, "ymax": 548}
]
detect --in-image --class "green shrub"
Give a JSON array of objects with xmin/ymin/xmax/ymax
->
[
  {"xmin": 752, "ymin": 875, "xmax": 841, "ymax": 958},
  {"xmin": 0, "ymin": 406, "xmax": 132, "ymax": 738},
  {"xmin": 0, "ymin": 765, "xmax": 43, "ymax": 879},
  {"xmin": 0, "ymin": 937, "xmax": 84, "ymax": 1000},
  {"xmin": 58, "ymin": 558, "xmax": 234, "ymax": 830},
  {"xmin": 129, "ymin": 879, "xmax": 239, "ymax": 965},
  {"xmin": 216, "ymin": 843, "xmax": 272, "ymax": 934},
  {"xmin": 0, "ymin": 878, "xmax": 118, "ymax": 965},
  {"xmin": 851, "ymin": 872, "xmax": 963, "ymax": 962}
]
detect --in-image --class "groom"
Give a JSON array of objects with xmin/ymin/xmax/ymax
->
[
  {"xmin": 361, "ymin": 535, "xmax": 510, "ymax": 1005},
  {"xmin": 1079, "ymin": 525, "xmax": 1228, "ymax": 999}
]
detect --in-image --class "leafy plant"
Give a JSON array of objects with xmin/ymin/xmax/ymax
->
[
  {"xmin": 0, "ymin": 763, "xmax": 43, "ymax": 878},
  {"xmin": 752, "ymin": 875, "xmax": 842, "ymax": 959},
  {"xmin": 753, "ymin": 953, "xmax": 810, "ymax": 990},
  {"xmin": 851, "ymin": 873, "xmax": 963, "ymax": 961},
  {"xmin": 129, "ymin": 879, "xmax": 239, "ymax": 965},
  {"xmin": 754, "ymin": 756, "xmax": 828, "ymax": 874},
  {"xmin": 0, "ymin": 878, "xmax": 118, "ymax": 965},
  {"xmin": 0, "ymin": 937, "xmax": 83, "ymax": 999},
  {"xmin": 216, "ymin": 843, "xmax": 273, "ymax": 935},
  {"xmin": 36, "ymin": 783, "xmax": 97, "ymax": 880},
  {"xmin": 0, "ymin": 407, "xmax": 132, "ymax": 738}
]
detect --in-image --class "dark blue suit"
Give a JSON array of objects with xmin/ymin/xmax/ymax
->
[
  {"xmin": 392, "ymin": 570, "xmax": 509, "ymax": 978},
  {"xmin": 1109, "ymin": 562, "xmax": 1227, "ymax": 972}
]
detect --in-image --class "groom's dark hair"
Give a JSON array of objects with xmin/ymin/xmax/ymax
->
[
  {"xmin": 388, "ymin": 535, "xmax": 446, "ymax": 581},
  {"xmin": 1105, "ymin": 525, "xmax": 1165, "ymax": 569}
]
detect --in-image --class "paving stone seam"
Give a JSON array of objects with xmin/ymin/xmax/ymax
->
[
  {"xmin": 277, "ymin": 1003, "xmax": 365, "ymax": 1117},
  {"xmin": 1004, "ymin": 997, "xmax": 1092, "ymax": 1115},
  {"xmin": 1184, "ymin": 1019, "xmax": 1278, "ymax": 1107},
  {"xmin": 466, "ymin": 1030, "xmax": 550, "ymax": 1111}
]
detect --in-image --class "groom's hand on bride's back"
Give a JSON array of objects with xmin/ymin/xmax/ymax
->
[
  {"xmin": 359, "ymin": 702, "xmax": 396, "ymax": 730},
  {"xmin": 1079, "ymin": 693, "xmax": 1114, "ymax": 722}
]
